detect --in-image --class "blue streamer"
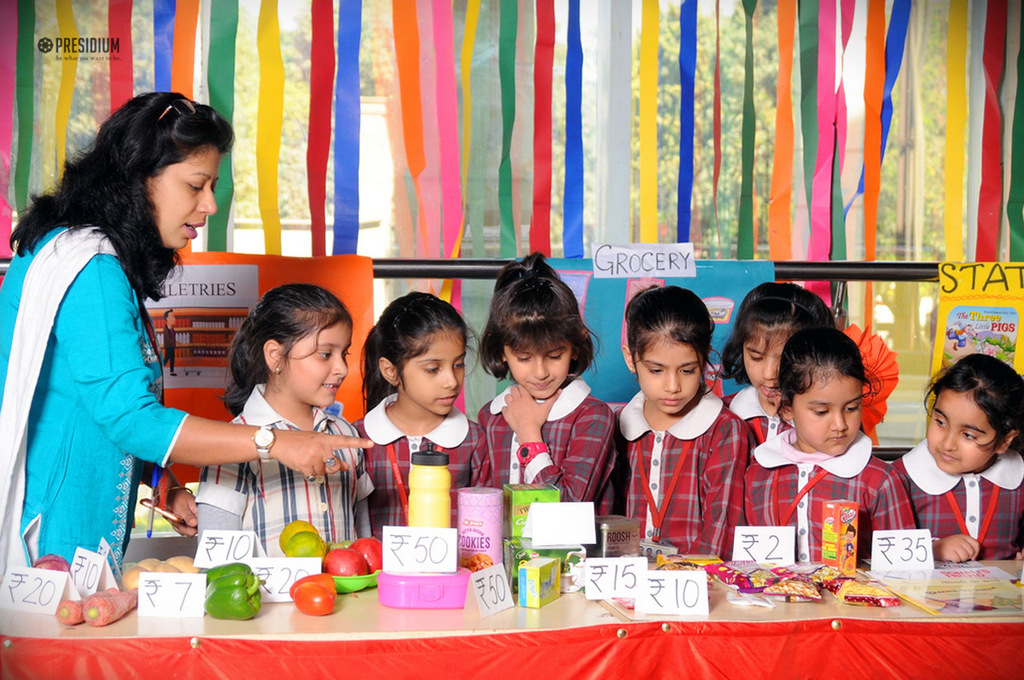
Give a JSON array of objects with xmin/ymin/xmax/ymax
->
[
  {"xmin": 563, "ymin": 0, "xmax": 584, "ymax": 258},
  {"xmin": 333, "ymin": 0, "xmax": 362, "ymax": 255},
  {"xmin": 153, "ymin": 0, "xmax": 175, "ymax": 93},
  {"xmin": 677, "ymin": 0, "xmax": 697, "ymax": 242}
]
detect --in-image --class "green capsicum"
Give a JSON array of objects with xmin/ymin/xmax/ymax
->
[
  {"xmin": 205, "ymin": 566, "xmax": 263, "ymax": 620},
  {"xmin": 204, "ymin": 562, "xmax": 254, "ymax": 582}
]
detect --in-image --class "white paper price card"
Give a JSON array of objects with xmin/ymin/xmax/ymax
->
[
  {"xmin": 381, "ymin": 526, "xmax": 459, "ymax": 574},
  {"xmin": 70, "ymin": 547, "xmax": 118, "ymax": 597},
  {"xmin": 0, "ymin": 567, "xmax": 79, "ymax": 615},
  {"xmin": 193, "ymin": 530, "xmax": 266, "ymax": 568},
  {"xmin": 470, "ymin": 564, "xmax": 513, "ymax": 618},
  {"xmin": 637, "ymin": 570, "xmax": 709, "ymax": 616},
  {"xmin": 245, "ymin": 557, "xmax": 321, "ymax": 602},
  {"xmin": 871, "ymin": 529, "xmax": 935, "ymax": 571},
  {"xmin": 583, "ymin": 557, "xmax": 647, "ymax": 600},
  {"xmin": 97, "ymin": 537, "xmax": 123, "ymax": 581},
  {"xmin": 137, "ymin": 572, "xmax": 206, "ymax": 618},
  {"xmin": 731, "ymin": 526, "xmax": 796, "ymax": 565}
]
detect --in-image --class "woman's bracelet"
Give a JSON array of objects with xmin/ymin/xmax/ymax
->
[{"xmin": 167, "ymin": 485, "xmax": 195, "ymax": 496}]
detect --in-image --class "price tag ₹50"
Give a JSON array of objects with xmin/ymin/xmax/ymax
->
[
  {"xmin": 871, "ymin": 529, "xmax": 935, "ymax": 571},
  {"xmin": 583, "ymin": 557, "xmax": 647, "ymax": 600},
  {"xmin": 193, "ymin": 530, "xmax": 264, "ymax": 568},
  {"xmin": 245, "ymin": 557, "xmax": 321, "ymax": 602},
  {"xmin": 637, "ymin": 570, "xmax": 709, "ymax": 616},
  {"xmin": 381, "ymin": 526, "xmax": 458, "ymax": 574},
  {"xmin": 137, "ymin": 572, "xmax": 206, "ymax": 618},
  {"xmin": 470, "ymin": 564, "xmax": 513, "ymax": 618},
  {"xmin": 731, "ymin": 526, "xmax": 795, "ymax": 565},
  {"xmin": 0, "ymin": 567, "xmax": 79, "ymax": 616}
]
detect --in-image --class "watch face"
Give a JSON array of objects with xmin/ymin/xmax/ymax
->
[{"xmin": 255, "ymin": 428, "xmax": 274, "ymax": 447}]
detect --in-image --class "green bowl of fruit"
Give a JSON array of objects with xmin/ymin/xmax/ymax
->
[{"xmin": 333, "ymin": 570, "xmax": 381, "ymax": 593}]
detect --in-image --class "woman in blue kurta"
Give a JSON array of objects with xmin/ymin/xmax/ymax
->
[{"xmin": 0, "ymin": 92, "xmax": 370, "ymax": 571}]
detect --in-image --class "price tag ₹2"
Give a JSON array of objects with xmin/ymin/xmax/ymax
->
[
  {"xmin": 470, "ymin": 564, "xmax": 513, "ymax": 618},
  {"xmin": 871, "ymin": 529, "xmax": 935, "ymax": 572},
  {"xmin": 731, "ymin": 526, "xmax": 795, "ymax": 565},
  {"xmin": 244, "ymin": 557, "xmax": 321, "ymax": 602},
  {"xmin": 583, "ymin": 557, "xmax": 647, "ymax": 600},
  {"xmin": 70, "ymin": 547, "xmax": 118, "ymax": 597},
  {"xmin": 0, "ymin": 567, "xmax": 79, "ymax": 616},
  {"xmin": 381, "ymin": 526, "xmax": 458, "ymax": 574},
  {"xmin": 637, "ymin": 570, "xmax": 709, "ymax": 616},
  {"xmin": 193, "ymin": 530, "xmax": 264, "ymax": 568},
  {"xmin": 137, "ymin": 572, "xmax": 206, "ymax": 618}
]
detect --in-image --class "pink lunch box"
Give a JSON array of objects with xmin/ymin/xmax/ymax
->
[{"xmin": 377, "ymin": 568, "xmax": 471, "ymax": 609}]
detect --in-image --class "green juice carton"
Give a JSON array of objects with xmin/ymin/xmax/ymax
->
[{"xmin": 502, "ymin": 483, "xmax": 560, "ymax": 538}]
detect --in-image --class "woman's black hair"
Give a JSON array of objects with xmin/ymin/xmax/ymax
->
[
  {"xmin": 361, "ymin": 292, "xmax": 470, "ymax": 411},
  {"xmin": 624, "ymin": 286, "xmax": 714, "ymax": 385},
  {"xmin": 777, "ymin": 327, "xmax": 871, "ymax": 411},
  {"xmin": 479, "ymin": 252, "xmax": 595, "ymax": 380},
  {"xmin": 721, "ymin": 282, "xmax": 835, "ymax": 383},
  {"xmin": 11, "ymin": 91, "xmax": 233, "ymax": 302},
  {"xmin": 223, "ymin": 284, "xmax": 352, "ymax": 416},
  {"xmin": 926, "ymin": 353, "xmax": 1024, "ymax": 452}
]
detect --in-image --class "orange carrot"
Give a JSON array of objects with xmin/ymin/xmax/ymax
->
[
  {"xmin": 83, "ymin": 588, "xmax": 138, "ymax": 626},
  {"xmin": 56, "ymin": 599, "xmax": 84, "ymax": 625}
]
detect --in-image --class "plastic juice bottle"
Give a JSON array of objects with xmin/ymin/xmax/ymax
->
[{"xmin": 407, "ymin": 443, "xmax": 451, "ymax": 528}]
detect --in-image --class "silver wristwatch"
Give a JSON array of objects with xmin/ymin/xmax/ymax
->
[{"xmin": 253, "ymin": 425, "xmax": 276, "ymax": 461}]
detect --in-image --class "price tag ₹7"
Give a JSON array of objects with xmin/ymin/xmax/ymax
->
[
  {"xmin": 0, "ymin": 567, "xmax": 79, "ymax": 615},
  {"xmin": 70, "ymin": 547, "xmax": 118, "ymax": 597},
  {"xmin": 381, "ymin": 526, "xmax": 458, "ymax": 574},
  {"xmin": 470, "ymin": 564, "xmax": 513, "ymax": 618},
  {"xmin": 731, "ymin": 526, "xmax": 795, "ymax": 565},
  {"xmin": 244, "ymin": 557, "xmax": 321, "ymax": 602},
  {"xmin": 871, "ymin": 529, "xmax": 935, "ymax": 571},
  {"xmin": 636, "ymin": 570, "xmax": 709, "ymax": 616},
  {"xmin": 193, "ymin": 530, "xmax": 264, "ymax": 569},
  {"xmin": 583, "ymin": 557, "xmax": 647, "ymax": 600},
  {"xmin": 137, "ymin": 572, "xmax": 206, "ymax": 618}
]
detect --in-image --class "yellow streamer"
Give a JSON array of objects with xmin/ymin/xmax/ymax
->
[
  {"xmin": 55, "ymin": 0, "xmax": 79, "ymax": 182},
  {"xmin": 944, "ymin": 0, "xmax": 967, "ymax": 262},
  {"xmin": 256, "ymin": 0, "xmax": 285, "ymax": 255},
  {"xmin": 639, "ymin": 0, "xmax": 658, "ymax": 243}
]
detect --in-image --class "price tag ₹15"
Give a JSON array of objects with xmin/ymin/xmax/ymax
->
[
  {"xmin": 583, "ymin": 557, "xmax": 647, "ymax": 600},
  {"xmin": 381, "ymin": 526, "xmax": 458, "ymax": 574},
  {"xmin": 137, "ymin": 572, "xmax": 206, "ymax": 618},
  {"xmin": 637, "ymin": 570, "xmax": 709, "ymax": 616},
  {"xmin": 470, "ymin": 564, "xmax": 513, "ymax": 618},
  {"xmin": 245, "ymin": 557, "xmax": 321, "ymax": 602},
  {"xmin": 731, "ymin": 526, "xmax": 795, "ymax": 565},
  {"xmin": 0, "ymin": 567, "xmax": 79, "ymax": 616},
  {"xmin": 70, "ymin": 547, "xmax": 118, "ymax": 597},
  {"xmin": 193, "ymin": 530, "xmax": 265, "ymax": 569},
  {"xmin": 871, "ymin": 529, "xmax": 935, "ymax": 571}
]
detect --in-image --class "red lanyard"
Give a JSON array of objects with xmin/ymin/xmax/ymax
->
[
  {"xmin": 944, "ymin": 486, "xmax": 1000, "ymax": 546},
  {"xmin": 386, "ymin": 441, "xmax": 446, "ymax": 525},
  {"xmin": 633, "ymin": 437, "xmax": 694, "ymax": 542},
  {"xmin": 773, "ymin": 467, "xmax": 830, "ymax": 526},
  {"xmin": 749, "ymin": 417, "xmax": 769, "ymax": 445}
]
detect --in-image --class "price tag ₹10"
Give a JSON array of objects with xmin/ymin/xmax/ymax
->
[
  {"xmin": 193, "ymin": 530, "xmax": 264, "ymax": 569},
  {"xmin": 731, "ymin": 526, "xmax": 795, "ymax": 565},
  {"xmin": 381, "ymin": 526, "xmax": 458, "ymax": 574},
  {"xmin": 245, "ymin": 557, "xmax": 321, "ymax": 602},
  {"xmin": 137, "ymin": 572, "xmax": 206, "ymax": 618},
  {"xmin": 871, "ymin": 529, "xmax": 935, "ymax": 571},
  {"xmin": 470, "ymin": 564, "xmax": 513, "ymax": 618},
  {"xmin": 636, "ymin": 570, "xmax": 709, "ymax": 616},
  {"xmin": 0, "ymin": 567, "xmax": 79, "ymax": 616},
  {"xmin": 583, "ymin": 557, "xmax": 647, "ymax": 600},
  {"xmin": 70, "ymin": 547, "xmax": 118, "ymax": 597}
]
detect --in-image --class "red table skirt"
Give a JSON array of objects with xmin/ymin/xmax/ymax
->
[{"xmin": 4, "ymin": 618, "xmax": 1023, "ymax": 679}]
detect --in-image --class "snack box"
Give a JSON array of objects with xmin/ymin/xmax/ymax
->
[
  {"xmin": 518, "ymin": 557, "xmax": 561, "ymax": 608},
  {"xmin": 502, "ymin": 483, "xmax": 560, "ymax": 538},
  {"xmin": 504, "ymin": 537, "xmax": 586, "ymax": 593},
  {"xmin": 821, "ymin": 499, "xmax": 859, "ymax": 576},
  {"xmin": 377, "ymin": 569, "xmax": 471, "ymax": 609}
]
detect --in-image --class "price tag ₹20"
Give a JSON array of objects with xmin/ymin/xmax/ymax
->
[
  {"xmin": 583, "ymin": 557, "xmax": 647, "ymax": 600},
  {"xmin": 0, "ymin": 567, "xmax": 79, "ymax": 616},
  {"xmin": 137, "ymin": 572, "xmax": 206, "ymax": 618},
  {"xmin": 731, "ymin": 526, "xmax": 795, "ymax": 565},
  {"xmin": 381, "ymin": 526, "xmax": 458, "ymax": 574},
  {"xmin": 193, "ymin": 530, "xmax": 264, "ymax": 569},
  {"xmin": 470, "ymin": 564, "xmax": 513, "ymax": 618},
  {"xmin": 871, "ymin": 529, "xmax": 935, "ymax": 572},
  {"xmin": 637, "ymin": 570, "xmax": 709, "ymax": 616},
  {"xmin": 245, "ymin": 557, "xmax": 321, "ymax": 602}
]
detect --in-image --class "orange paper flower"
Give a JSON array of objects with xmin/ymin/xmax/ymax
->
[{"xmin": 844, "ymin": 324, "xmax": 899, "ymax": 444}]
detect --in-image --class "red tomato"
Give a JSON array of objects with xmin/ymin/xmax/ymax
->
[
  {"xmin": 289, "ymin": 573, "xmax": 337, "ymax": 601},
  {"xmin": 292, "ymin": 582, "xmax": 336, "ymax": 616}
]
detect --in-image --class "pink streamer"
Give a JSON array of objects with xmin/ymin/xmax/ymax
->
[
  {"xmin": 809, "ymin": 0, "xmax": 837, "ymax": 263},
  {"xmin": 835, "ymin": 0, "xmax": 855, "ymax": 180},
  {"xmin": 416, "ymin": 0, "xmax": 441, "ymax": 260},
  {"xmin": 0, "ymin": 0, "xmax": 15, "ymax": 254},
  {"xmin": 431, "ymin": 0, "xmax": 464, "ymax": 261}
]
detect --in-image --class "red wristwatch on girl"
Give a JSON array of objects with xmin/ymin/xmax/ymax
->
[{"xmin": 517, "ymin": 441, "xmax": 548, "ymax": 467}]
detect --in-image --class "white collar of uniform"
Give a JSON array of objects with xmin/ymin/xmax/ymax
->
[
  {"xmin": 729, "ymin": 385, "xmax": 775, "ymax": 420},
  {"xmin": 754, "ymin": 429, "xmax": 873, "ymax": 478},
  {"xmin": 364, "ymin": 393, "xmax": 469, "ymax": 447},
  {"xmin": 240, "ymin": 384, "xmax": 330, "ymax": 431},
  {"xmin": 900, "ymin": 438, "xmax": 1024, "ymax": 494},
  {"xmin": 488, "ymin": 378, "xmax": 591, "ymax": 421},
  {"xmin": 617, "ymin": 390, "xmax": 723, "ymax": 441}
]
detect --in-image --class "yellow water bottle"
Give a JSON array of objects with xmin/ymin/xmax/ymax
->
[{"xmin": 407, "ymin": 443, "xmax": 451, "ymax": 528}]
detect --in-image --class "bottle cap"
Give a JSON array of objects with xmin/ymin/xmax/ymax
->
[{"xmin": 411, "ymin": 442, "xmax": 449, "ymax": 466}]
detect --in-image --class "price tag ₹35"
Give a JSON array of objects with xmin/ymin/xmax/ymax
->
[
  {"xmin": 871, "ymin": 529, "xmax": 935, "ymax": 572},
  {"xmin": 470, "ymin": 564, "xmax": 513, "ymax": 617},
  {"xmin": 137, "ymin": 572, "xmax": 206, "ymax": 618},
  {"xmin": 382, "ymin": 526, "xmax": 458, "ymax": 574}
]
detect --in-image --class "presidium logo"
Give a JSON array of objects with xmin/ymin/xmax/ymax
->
[{"xmin": 38, "ymin": 36, "xmax": 121, "ymax": 60}]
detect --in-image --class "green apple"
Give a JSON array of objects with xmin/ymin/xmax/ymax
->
[{"xmin": 327, "ymin": 540, "xmax": 353, "ymax": 552}]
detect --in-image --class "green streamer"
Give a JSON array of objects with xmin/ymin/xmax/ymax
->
[
  {"xmin": 14, "ymin": 0, "xmax": 35, "ymax": 213},
  {"xmin": 798, "ymin": 0, "xmax": 818, "ymax": 228},
  {"xmin": 830, "ymin": 136, "xmax": 845, "ymax": 260},
  {"xmin": 206, "ymin": 0, "xmax": 238, "ymax": 252},
  {"xmin": 497, "ymin": 0, "xmax": 517, "ymax": 258},
  {"xmin": 1010, "ymin": 5, "xmax": 1024, "ymax": 260},
  {"xmin": 738, "ymin": 0, "xmax": 757, "ymax": 259}
]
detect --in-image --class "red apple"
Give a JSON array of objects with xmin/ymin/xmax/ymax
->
[
  {"xmin": 349, "ymin": 537, "xmax": 384, "ymax": 573},
  {"xmin": 323, "ymin": 548, "xmax": 370, "ymax": 577},
  {"xmin": 33, "ymin": 554, "xmax": 71, "ymax": 572}
]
